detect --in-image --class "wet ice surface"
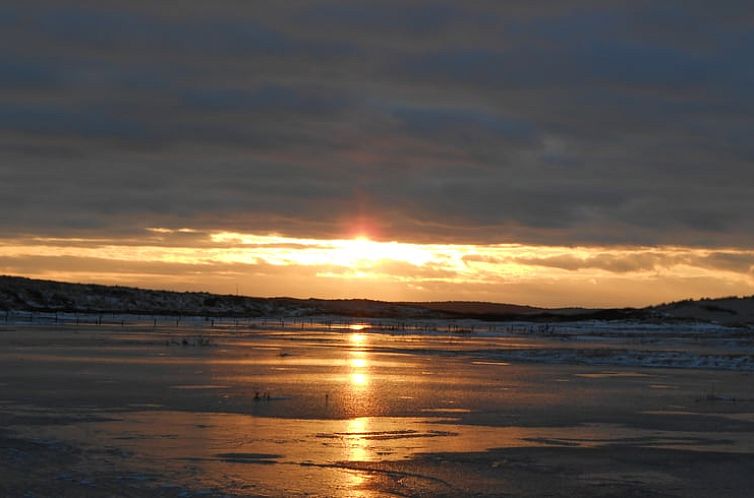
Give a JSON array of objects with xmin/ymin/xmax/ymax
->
[{"xmin": 2, "ymin": 320, "xmax": 754, "ymax": 496}]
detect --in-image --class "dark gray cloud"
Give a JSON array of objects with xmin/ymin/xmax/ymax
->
[{"xmin": 2, "ymin": 1, "xmax": 754, "ymax": 246}]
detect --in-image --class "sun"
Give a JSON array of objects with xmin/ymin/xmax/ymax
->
[
  {"xmin": 331, "ymin": 235, "xmax": 433, "ymax": 269},
  {"xmin": 331, "ymin": 236, "xmax": 381, "ymax": 267}
]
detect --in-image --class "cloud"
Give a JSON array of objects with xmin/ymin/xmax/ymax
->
[
  {"xmin": 0, "ymin": 55, "xmax": 63, "ymax": 89},
  {"xmin": 512, "ymin": 253, "xmax": 667, "ymax": 273},
  {"xmin": 392, "ymin": 106, "xmax": 538, "ymax": 147},
  {"xmin": 693, "ymin": 252, "xmax": 754, "ymax": 274},
  {"xmin": 1, "ymin": 1, "xmax": 754, "ymax": 248}
]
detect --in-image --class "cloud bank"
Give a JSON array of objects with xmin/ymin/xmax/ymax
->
[{"xmin": 1, "ymin": 1, "xmax": 753, "ymax": 247}]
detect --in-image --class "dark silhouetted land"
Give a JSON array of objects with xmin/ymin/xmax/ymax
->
[{"xmin": 2, "ymin": 275, "xmax": 754, "ymax": 325}]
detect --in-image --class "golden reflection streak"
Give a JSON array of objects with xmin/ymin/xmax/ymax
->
[
  {"xmin": 345, "ymin": 417, "xmax": 371, "ymax": 462},
  {"xmin": 349, "ymin": 333, "xmax": 367, "ymax": 345},
  {"xmin": 341, "ymin": 333, "xmax": 373, "ymax": 493},
  {"xmin": 348, "ymin": 333, "xmax": 370, "ymax": 390},
  {"xmin": 350, "ymin": 372, "xmax": 369, "ymax": 387},
  {"xmin": 343, "ymin": 417, "xmax": 372, "ymax": 495},
  {"xmin": 350, "ymin": 358, "xmax": 367, "ymax": 368}
]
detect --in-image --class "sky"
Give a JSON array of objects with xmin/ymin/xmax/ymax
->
[{"xmin": 1, "ymin": 1, "xmax": 754, "ymax": 307}]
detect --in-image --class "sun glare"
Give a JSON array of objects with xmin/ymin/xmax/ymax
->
[
  {"xmin": 207, "ymin": 231, "xmax": 446, "ymax": 270},
  {"xmin": 331, "ymin": 236, "xmax": 434, "ymax": 268},
  {"xmin": 4, "ymin": 228, "xmax": 754, "ymax": 307}
]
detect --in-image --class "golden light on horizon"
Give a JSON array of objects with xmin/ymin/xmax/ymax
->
[
  {"xmin": 209, "ymin": 231, "xmax": 449, "ymax": 270},
  {"xmin": 1, "ymin": 227, "xmax": 753, "ymax": 307}
]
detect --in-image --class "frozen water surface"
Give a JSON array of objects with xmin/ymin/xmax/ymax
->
[{"xmin": 2, "ymin": 318, "xmax": 754, "ymax": 496}]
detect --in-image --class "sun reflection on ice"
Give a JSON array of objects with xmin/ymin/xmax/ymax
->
[
  {"xmin": 348, "ymin": 351, "xmax": 369, "ymax": 389},
  {"xmin": 349, "ymin": 332, "xmax": 367, "ymax": 344},
  {"xmin": 342, "ymin": 417, "xmax": 375, "ymax": 496},
  {"xmin": 350, "ymin": 372, "xmax": 369, "ymax": 387},
  {"xmin": 350, "ymin": 358, "xmax": 367, "ymax": 368},
  {"xmin": 345, "ymin": 417, "xmax": 371, "ymax": 462},
  {"xmin": 340, "ymin": 332, "xmax": 375, "ymax": 496},
  {"xmin": 348, "ymin": 332, "xmax": 370, "ymax": 390}
]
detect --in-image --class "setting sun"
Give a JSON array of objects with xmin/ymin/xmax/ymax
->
[{"xmin": 331, "ymin": 236, "xmax": 435, "ymax": 268}]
